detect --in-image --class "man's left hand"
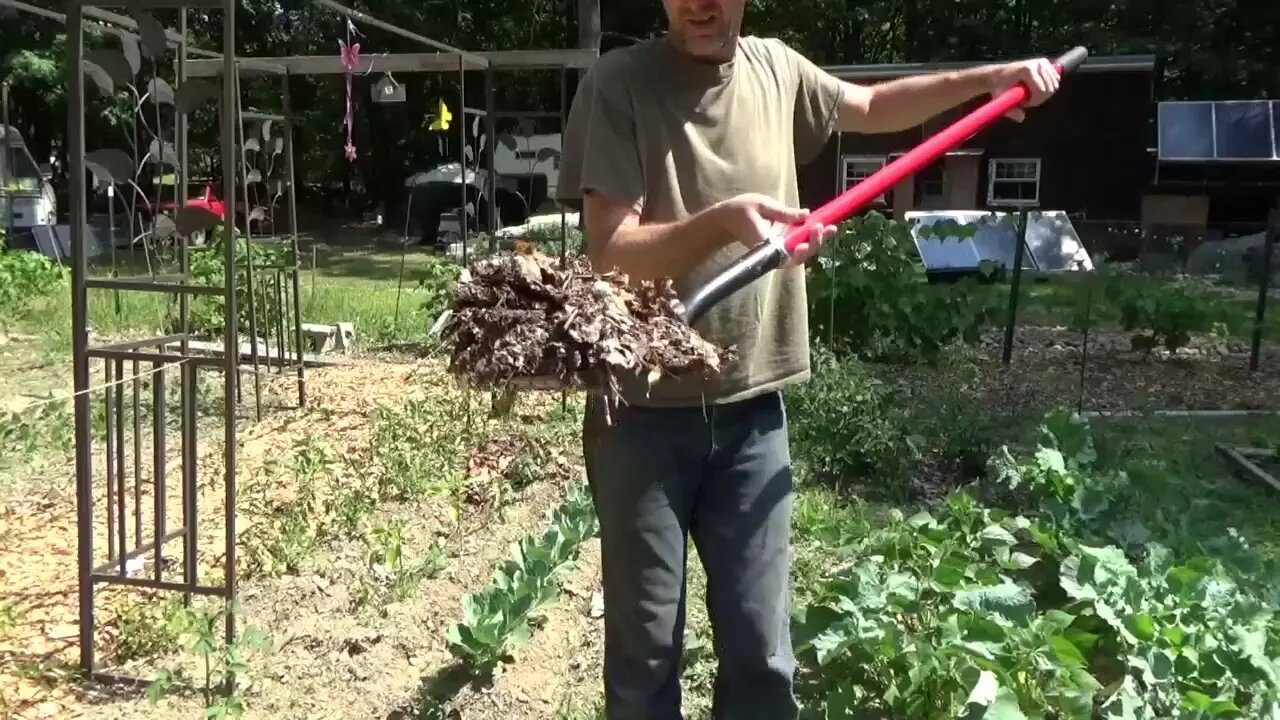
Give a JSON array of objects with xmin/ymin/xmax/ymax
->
[
  {"xmin": 986, "ymin": 58, "xmax": 1061, "ymax": 122},
  {"xmin": 784, "ymin": 220, "xmax": 837, "ymax": 268}
]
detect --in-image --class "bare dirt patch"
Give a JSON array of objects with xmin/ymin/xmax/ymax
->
[{"xmin": 1, "ymin": 355, "xmax": 591, "ymax": 719}]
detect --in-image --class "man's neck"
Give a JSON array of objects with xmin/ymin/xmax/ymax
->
[{"xmin": 664, "ymin": 32, "xmax": 738, "ymax": 65}]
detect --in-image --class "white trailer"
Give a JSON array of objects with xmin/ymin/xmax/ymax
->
[{"xmin": 1, "ymin": 125, "xmax": 57, "ymax": 239}]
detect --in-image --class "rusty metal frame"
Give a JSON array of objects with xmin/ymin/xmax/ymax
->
[
  {"xmin": 39, "ymin": 0, "xmax": 597, "ymax": 687},
  {"xmin": 63, "ymin": 0, "xmax": 241, "ymax": 682}
]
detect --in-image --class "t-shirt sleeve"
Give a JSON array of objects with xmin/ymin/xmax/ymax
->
[
  {"xmin": 781, "ymin": 42, "xmax": 845, "ymax": 165},
  {"xmin": 556, "ymin": 57, "xmax": 645, "ymax": 213}
]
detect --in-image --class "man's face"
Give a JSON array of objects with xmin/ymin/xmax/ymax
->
[{"xmin": 662, "ymin": 0, "xmax": 745, "ymax": 61}]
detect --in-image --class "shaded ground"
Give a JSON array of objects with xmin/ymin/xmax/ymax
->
[{"xmin": 971, "ymin": 325, "xmax": 1280, "ymax": 417}]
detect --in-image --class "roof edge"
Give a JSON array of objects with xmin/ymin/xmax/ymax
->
[{"xmin": 824, "ymin": 54, "xmax": 1158, "ymax": 81}]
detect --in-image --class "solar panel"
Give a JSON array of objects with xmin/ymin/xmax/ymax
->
[
  {"xmin": 1159, "ymin": 102, "xmax": 1215, "ymax": 160},
  {"xmin": 1158, "ymin": 100, "xmax": 1279, "ymax": 161},
  {"xmin": 906, "ymin": 210, "xmax": 1093, "ymax": 275},
  {"xmin": 1213, "ymin": 101, "xmax": 1273, "ymax": 159}
]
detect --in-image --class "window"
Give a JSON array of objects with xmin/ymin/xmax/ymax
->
[
  {"xmin": 840, "ymin": 155, "xmax": 887, "ymax": 204},
  {"xmin": 888, "ymin": 152, "xmax": 945, "ymax": 208},
  {"xmin": 987, "ymin": 158, "xmax": 1040, "ymax": 206},
  {"xmin": 916, "ymin": 162, "xmax": 944, "ymax": 200}
]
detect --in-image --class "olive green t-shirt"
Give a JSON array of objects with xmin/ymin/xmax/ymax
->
[{"xmin": 557, "ymin": 34, "xmax": 845, "ymax": 407}]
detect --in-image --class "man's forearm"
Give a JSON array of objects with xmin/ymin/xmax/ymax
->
[
  {"xmin": 852, "ymin": 64, "xmax": 998, "ymax": 133},
  {"xmin": 589, "ymin": 206, "xmax": 729, "ymax": 282}
]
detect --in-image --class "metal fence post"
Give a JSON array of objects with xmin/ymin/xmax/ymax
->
[{"xmin": 1001, "ymin": 210, "xmax": 1030, "ymax": 366}]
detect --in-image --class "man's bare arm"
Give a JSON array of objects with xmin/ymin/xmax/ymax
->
[
  {"xmin": 583, "ymin": 191, "xmax": 729, "ymax": 281},
  {"xmin": 837, "ymin": 59, "xmax": 1060, "ymax": 134},
  {"xmin": 583, "ymin": 190, "xmax": 821, "ymax": 281}
]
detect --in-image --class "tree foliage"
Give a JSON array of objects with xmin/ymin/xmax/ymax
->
[{"xmin": 2, "ymin": 1, "xmax": 1276, "ymax": 211}]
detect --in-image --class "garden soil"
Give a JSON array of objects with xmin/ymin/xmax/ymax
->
[{"xmin": 0, "ymin": 358, "xmax": 616, "ymax": 720}]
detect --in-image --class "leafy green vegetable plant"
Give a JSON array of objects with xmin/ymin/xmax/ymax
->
[
  {"xmin": 793, "ymin": 408, "xmax": 1280, "ymax": 719},
  {"xmin": 807, "ymin": 212, "xmax": 1002, "ymax": 364},
  {"xmin": 446, "ymin": 480, "xmax": 598, "ymax": 678}
]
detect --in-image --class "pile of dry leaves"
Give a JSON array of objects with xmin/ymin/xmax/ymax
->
[{"xmin": 442, "ymin": 250, "xmax": 730, "ymax": 399}]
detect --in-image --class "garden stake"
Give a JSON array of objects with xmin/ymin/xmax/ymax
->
[
  {"xmin": 1077, "ymin": 257, "xmax": 1095, "ymax": 415},
  {"xmin": 1002, "ymin": 209, "xmax": 1030, "ymax": 366},
  {"xmin": 678, "ymin": 46, "xmax": 1090, "ymax": 325},
  {"xmin": 1249, "ymin": 224, "xmax": 1275, "ymax": 372}
]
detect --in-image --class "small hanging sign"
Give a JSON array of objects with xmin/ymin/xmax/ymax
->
[{"xmin": 372, "ymin": 74, "xmax": 405, "ymax": 103}]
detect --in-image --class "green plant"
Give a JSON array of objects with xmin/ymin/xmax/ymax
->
[
  {"xmin": 807, "ymin": 212, "xmax": 1002, "ymax": 364},
  {"xmin": 786, "ymin": 343, "xmax": 921, "ymax": 485},
  {"xmin": 445, "ymin": 480, "xmax": 598, "ymax": 678},
  {"xmin": 0, "ymin": 601, "xmax": 22, "ymax": 638},
  {"xmin": 146, "ymin": 604, "xmax": 271, "ymax": 719},
  {"xmin": 182, "ymin": 229, "xmax": 289, "ymax": 338},
  {"xmin": 115, "ymin": 595, "xmax": 185, "ymax": 663},
  {"xmin": 1096, "ymin": 270, "xmax": 1231, "ymax": 355},
  {"xmin": 240, "ymin": 436, "xmax": 334, "ymax": 578},
  {"xmin": 522, "ymin": 222, "xmax": 585, "ymax": 257},
  {"xmin": 371, "ymin": 397, "xmax": 472, "ymax": 503},
  {"xmin": 418, "ymin": 257, "xmax": 462, "ymax": 319},
  {"xmin": 354, "ymin": 519, "xmax": 447, "ymax": 609},
  {"xmin": 0, "ymin": 232, "xmax": 68, "ymax": 325},
  {"xmin": 792, "ymin": 409, "xmax": 1280, "ymax": 718}
]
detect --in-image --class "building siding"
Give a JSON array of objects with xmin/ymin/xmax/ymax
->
[{"xmin": 800, "ymin": 70, "xmax": 1155, "ymax": 222}]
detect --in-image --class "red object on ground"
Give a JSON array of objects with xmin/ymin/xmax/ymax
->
[{"xmin": 157, "ymin": 183, "xmax": 227, "ymax": 220}]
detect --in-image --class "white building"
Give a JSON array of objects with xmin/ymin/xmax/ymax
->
[{"xmin": 494, "ymin": 132, "xmax": 562, "ymax": 199}]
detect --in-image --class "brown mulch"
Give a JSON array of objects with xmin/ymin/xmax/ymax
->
[
  {"xmin": 974, "ymin": 326, "xmax": 1280, "ymax": 417},
  {"xmin": 443, "ymin": 251, "xmax": 728, "ymax": 399}
]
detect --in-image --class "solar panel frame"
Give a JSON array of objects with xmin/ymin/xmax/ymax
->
[
  {"xmin": 1158, "ymin": 99, "xmax": 1280, "ymax": 162},
  {"xmin": 1273, "ymin": 101, "xmax": 1280, "ymax": 159}
]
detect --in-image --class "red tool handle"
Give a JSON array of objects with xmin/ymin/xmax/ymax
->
[
  {"xmin": 782, "ymin": 46, "xmax": 1088, "ymax": 253},
  {"xmin": 678, "ymin": 46, "xmax": 1089, "ymax": 325}
]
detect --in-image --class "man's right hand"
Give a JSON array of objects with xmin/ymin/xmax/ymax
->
[{"xmin": 710, "ymin": 193, "xmax": 836, "ymax": 266}]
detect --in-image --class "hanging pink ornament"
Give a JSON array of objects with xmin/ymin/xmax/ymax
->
[{"xmin": 339, "ymin": 38, "xmax": 361, "ymax": 163}]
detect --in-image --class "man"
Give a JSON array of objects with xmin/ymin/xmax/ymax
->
[{"xmin": 557, "ymin": 2, "xmax": 1061, "ymax": 716}]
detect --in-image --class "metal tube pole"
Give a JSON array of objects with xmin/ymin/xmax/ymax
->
[
  {"xmin": 233, "ymin": 73, "xmax": 262, "ymax": 420},
  {"xmin": 310, "ymin": 0, "xmax": 481, "ymax": 60},
  {"xmin": 220, "ymin": 0, "xmax": 240, "ymax": 647},
  {"xmin": 67, "ymin": 1, "xmax": 95, "ymax": 675},
  {"xmin": 484, "ymin": 67, "xmax": 496, "ymax": 251},
  {"xmin": 2, "ymin": 80, "xmax": 12, "ymax": 241},
  {"xmin": 459, "ymin": 55, "xmax": 467, "ymax": 267},
  {"xmin": 282, "ymin": 73, "xmax": 306, "ymax": 408},
  {"xmin": 559, "ymin": 66, "xmax": 567, "ymax": 265},
  {"xmin": 174, "ymin": 5, "xmax": 190, "ymax": 594},
  {"xmin": 177, "ymin": 18, "xmax": 189, "ymax": 329},
  {"xmin": 1001, "ymin": 210, "xmax": 1029, "ymax": 366},
  {"xmin": 1250, "ymin": 224, "xmax": 1275, "ymax": 372}
]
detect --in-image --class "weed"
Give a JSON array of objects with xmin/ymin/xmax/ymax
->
[
  {"xmin": 354, "ymin": 519, "xmax": 447, "ymax": 610},
  {"xmin": 115, "ymin": 595, "xmax": 186, "ymax": 663},
  {"xmin": 147, "ymin": 603, "xmax": 272, "ymax": 718},
  {"xmin": 371, "ymin": 396, "xmax": 472, "ymax": 503},
  {"xmin": 240, "ymin": 436, "xmax": 334, "ymax": 579},
  {"xmin": 0, "ymin": 601, "xmax": 22, "ymax": 638}
]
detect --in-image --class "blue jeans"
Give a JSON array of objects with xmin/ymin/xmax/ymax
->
[{"xmin": 582, "ymin": 391, "xmax": 798, "ymax": 719}]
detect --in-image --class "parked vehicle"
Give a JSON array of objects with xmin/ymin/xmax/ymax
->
[{"xmin": 1, "ymin": 125, "xmax": 57, "ymax": 243}]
